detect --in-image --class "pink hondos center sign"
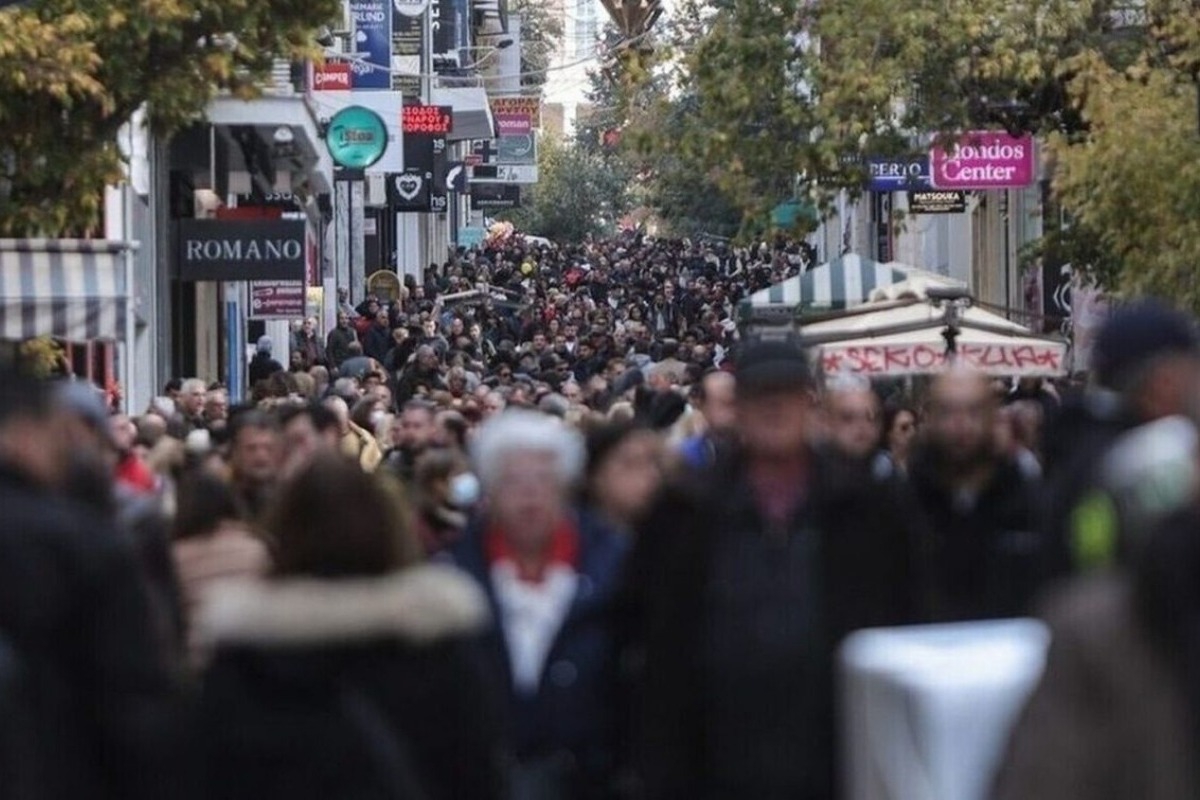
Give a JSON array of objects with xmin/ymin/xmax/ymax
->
[{"xmin": 930, "ymin": 132, "xmax": 1034, "ymax": 189}]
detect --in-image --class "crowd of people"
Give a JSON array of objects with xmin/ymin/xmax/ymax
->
[{"xmin": 3, "ymin": 230, "xmax": 1200, "ymax": 799}]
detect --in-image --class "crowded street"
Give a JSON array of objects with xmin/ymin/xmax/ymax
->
[{"xmin": 5, "ymin": 0, "xmax": 1200, "ymax": 797}]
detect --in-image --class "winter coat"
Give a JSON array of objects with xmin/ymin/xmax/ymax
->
[
  {"xmin": 248, "ymin": 352, "xmax": 283, "ymax": 386},
  {"xmin": 992, "ymin": 574, "xmax": 1197, "ymax": 800},
  {"xmin": 619, "ymin": 448, "xmax": 923, "ymax": 800},
  {"xmin": 908, "ymin": 448, "xmax": 1044, "ymax": 622},
  {"xmin": 363, "ymin": 325, "xmax": 394, "ymax": 363},
  {"xmin": 0, "ymin": 464, "xmax": 181, "ymax": 800},
  {"xmin": 450, "ymin": 512, "xmax": 630, "ymax": 799},
  {"xmin": 197, "ymin": 564, "xmax": 506, "ymax": 800},
  {"xmin": 326, "ymin": 324, "xmax": 359, "ymax": 368}
]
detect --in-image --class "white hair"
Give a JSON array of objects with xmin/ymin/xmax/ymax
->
[
  {"xmin": 181, "ymin": 378, "xmax": 207, "ymax": 395},
  {"xmin": 470, "ymin": 410, "xmax": 585, "ymax": 492}
]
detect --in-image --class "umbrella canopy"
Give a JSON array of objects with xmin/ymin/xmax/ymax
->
[
  {"xmin": 740, "ymin": 254, "xmax": 925, "ymax": 321},
  {"xmin": 805, "ymin": 301, "xmax": 1067, "ymax": 378}
]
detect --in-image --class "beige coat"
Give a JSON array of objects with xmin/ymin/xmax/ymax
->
[{"xmin": 992, "ymin": 574, "xmax": 1197, "ymax": 800}]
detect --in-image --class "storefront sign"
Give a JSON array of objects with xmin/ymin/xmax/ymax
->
[
  {"xmin": 313, "ymin": 60, "xmax": 352, "ymax": 91},
  {"xmin": 495, "ymin": 113, "xmax": 532, "ymax": 135},
  {"xmin": 326, "ymin": 106, "xmax": 389, "ymax": 168},
  {"xmin": 470, "ymin": 184, "xmax": 521, "ymax": 210},
  {"xmin": 490, "ymin": 96, "xmax": 541, "ymax": 128},
  {"xmin": 867, "ymin": 156, "xmax": 930, "ymax": 192},
  {"xmin": 908, "ymin": 190, "xmax": 967, "ymax": 214},
  {"xmin": 176, "ymin": 219, "xmax": 307, "ymax": 281},
  {"xmin": 348, "ymin": 0, "xmax": 392, "ymax": 89},
  {"xmin": 249, "ymin": 280, "xmax": 306, "ymax": 319},
  {"xmin": 930, "ymin": 132, "xmax": 1035, "ymax": 190},
  {"xmin": 820, "ymin": 341, "xmax": 1065, "ymax": 377}
]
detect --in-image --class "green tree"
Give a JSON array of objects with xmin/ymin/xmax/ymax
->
[
  {"xmin": 0, "ymin": 0, "xmax": 338, "ymax": 236},
  {"xmin": 501, "ymin": 136, "xmax": 631, "ymax": 242}
]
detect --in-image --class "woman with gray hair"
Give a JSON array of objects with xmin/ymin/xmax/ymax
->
[{"xmin": 450, "ymin": 410, "xmax": 629, "ymax": 800}]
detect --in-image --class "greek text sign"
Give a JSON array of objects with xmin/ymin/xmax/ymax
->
[
  {"xmin": 820, "ymin": 341, "xmax": 1065, "ymax": 377},
  {"xmin": 176, "ymin": 219, "xmax": 307, "ymax": 281},
  {"xmin": 930, "ymin": 132, "xmax": 1035, "ymax": 190}
]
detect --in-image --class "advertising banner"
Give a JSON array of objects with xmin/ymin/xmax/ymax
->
[
  {"xmin": 930, "ymin": 132, "xmax": 1034, "ymax": 190},
  {"xmin": 867, "ymin": 157, "xmax": 930, "ymax": 192},
  {"xmin": 907, "ymin": 190, "xmax": 967, "ymax": 214},
  {"xmin": 349, "ymin": 0, "xmax": 392, "ymax": 90},
  {"xmin": 175, "ymin": 219, "xmax": 307, "ymax": 281},
  {"xmin": 390, "ymin": 5, "xmax": 423, "ymax": 100},
  {"xmin": 249, "ymin": 281, "xmax": 306, "ymax": 319},
  {"xmin": 490, "ymin": 96, "xmax": 542, "ymax": 128},
  {"xmin": 390, "ymin": 169, "xmax": 432, "ymax": 211}
]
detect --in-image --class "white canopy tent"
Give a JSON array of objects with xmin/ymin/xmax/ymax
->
[{"xmin": 802, "ymin": 299, "xmax": 1068, "ymax": 378}]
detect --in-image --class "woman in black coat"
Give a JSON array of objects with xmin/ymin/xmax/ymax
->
[{"xmin": 196, "ymin": 455, "xmax": 506, "ymax": 800}]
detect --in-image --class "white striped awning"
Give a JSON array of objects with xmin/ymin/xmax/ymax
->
[
  {"xmin": 0, "ymin": 239, "xmax": 132, "ymax": 342},
  {"xmin": 743, "ymin": 254, "xmax": 911, "ymax": 319}
]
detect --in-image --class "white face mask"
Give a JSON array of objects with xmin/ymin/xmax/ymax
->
[
  {"xmin": 448, "ymin": 472, "xmax": 481, "ymax": 508},
  {"xmin": 370, "ymin": 410, "xmax": 387, "ymax": 428}
]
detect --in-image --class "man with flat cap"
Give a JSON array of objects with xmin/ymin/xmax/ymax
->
[{"xmin": 618, "ymin": 337, "xmax": 923, "ymax": 800}]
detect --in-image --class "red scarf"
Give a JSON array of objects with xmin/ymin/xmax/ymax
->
[{"xmin": 485, "ymin": 519, "xmax": 580, "ymax": 583}]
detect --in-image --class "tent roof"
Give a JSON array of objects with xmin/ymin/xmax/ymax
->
[{"xmin": 742, "ymin": 255, "xmax": 959, "ymax": 318}]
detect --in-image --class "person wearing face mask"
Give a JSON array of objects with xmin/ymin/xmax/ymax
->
[{"xmin": 412, "ymin": 448, "xmax": 479, "ymax": 556}]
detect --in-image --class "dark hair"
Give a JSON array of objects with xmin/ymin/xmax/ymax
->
[
  {"xmin": 172, "ymin": 471, "xmax": 241, "ymax": 541},
  {"xmin": 882, "ymin": 397, "xmax": 917, "ymax": 441},
  {"xmin": 229, "ymin": 409, "xmax": 279, "ymax": 444},
  {"xmin": 266, "ymin": 455, "xmax": 419, "ymax": 578},
  {"xmin": 277, "ymin": 402, "xmax": 340, "ymax": 434},
  {"xmin": 0, "ymin": 365, "xmax": 51, "ymax": 428},
  {"xmin": 350, "ymin": 397, "xmax": 381, "ymax": 432}
]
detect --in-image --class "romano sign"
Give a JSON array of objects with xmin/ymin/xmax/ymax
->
[{"xmin": 175, "ymin": 219, "xmax": 307, "ymax": 281}]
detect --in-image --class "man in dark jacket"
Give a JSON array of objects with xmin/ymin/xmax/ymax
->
[
  {"xmin": 326, "ymin": 311, "xmax": 359, "ymax": 369},
  {"xmin": 908, "ymin": 370, "xmax": 1043, "ymax": 622},
  {"xmin": 0, "ymin": 367, "xmax": 179, "ymax": 799},
  {"xmin": 620, "ymin": 339, "xmax": 922, "ymax": 800},
  {"xmin": 248, "ymin": 335, "xmax": 284, "ymax": 387}
]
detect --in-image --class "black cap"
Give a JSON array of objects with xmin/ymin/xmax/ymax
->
[
  {"xmin": 1092, "ymin": 300, "xmax": 1199, "ymax": 390},
  {"xmin": 734, "ymin": 339, "xmax": 815, "ymax": 396}
]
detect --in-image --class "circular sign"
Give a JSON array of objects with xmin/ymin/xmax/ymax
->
[
  {"xmin": 393, "ymin": 0, "xmax": 430, "ymax": 17},
  {"xmin": 326, "ymin": 106, "xmax": 388, "ymax": 169}
]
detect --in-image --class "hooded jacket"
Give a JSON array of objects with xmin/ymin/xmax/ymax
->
[{"xmin": 197, "ymin": 564, "xmax": 507, "ymax": 800}]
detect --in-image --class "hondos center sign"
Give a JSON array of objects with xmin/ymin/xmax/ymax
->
[
  {"xmin": 175, "ymin": 219, "xmax": 307, "ymax": 281},
  {"xmin": 930, "ymin": 132, "xmax": 1034, "ymax": 190}
]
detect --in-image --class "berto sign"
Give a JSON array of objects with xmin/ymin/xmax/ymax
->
[
  {"xmin": 175, "ymin": 219, "xmax": 307, "ymax": 281},
  {"xmin": 326, "ymin": 106, "xmax": 389, "ymax": 169},
  {"xmin": 930, "ymin": 132, "xmax": 1034, "ymax": 190}
]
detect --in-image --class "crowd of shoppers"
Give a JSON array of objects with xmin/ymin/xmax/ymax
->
[{"xmin": 4, "ymin": 229, "xmax": 1200, "ymax": 798}]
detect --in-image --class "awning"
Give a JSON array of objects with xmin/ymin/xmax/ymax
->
[
  {"xmin": 0, "ymin": 239, "xmax": 132, "ymax": 342},
  {"xmin": 804, "ymin": 301, "xmax": 1068, "ymax": 378},
  {"xmin": 430, "ymin": 86, "xmax": 496, "ymax": 141},
  {"xmin": 740, "ymin": 254, "xmax": 914, "ymax": 320}
]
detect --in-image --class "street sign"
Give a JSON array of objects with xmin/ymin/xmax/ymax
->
[
  {"xmin": 249, "ymin": 281, "xmax": 306, "ymax": 319},
  {"xmin": 908, "ymin": 190, "xmax": 967, "ymax": 214}
]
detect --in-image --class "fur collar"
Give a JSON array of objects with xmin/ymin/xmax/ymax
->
[{"xmin": 197, "ymin": 564, "xmax": 489, "ymax": 647}]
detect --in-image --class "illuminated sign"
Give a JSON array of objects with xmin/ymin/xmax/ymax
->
[{"xmin": 402, "ymin": 104, "xmax": 454, "ymax": 135}]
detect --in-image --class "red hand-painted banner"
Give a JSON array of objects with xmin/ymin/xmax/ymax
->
[{"xmin": 820, "ymin": 342, "xmax": 1065, "ymax": 377}]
